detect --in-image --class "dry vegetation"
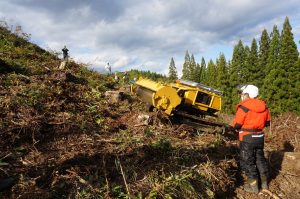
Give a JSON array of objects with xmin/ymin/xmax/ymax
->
[{"xmin": 0, "ymin": 25, "xmax": 300, "ymax": 199}]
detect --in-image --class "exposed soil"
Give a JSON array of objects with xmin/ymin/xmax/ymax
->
[
  {"xmin": 0, "ymin": 79, "xmax": 299, "ymax": 198},
  {"xmin": 1, "ymin": 25, "xmax": 299, "ymax": 199}
]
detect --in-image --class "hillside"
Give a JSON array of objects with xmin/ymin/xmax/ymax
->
[{"xmin": 0, "ymin": 26, "xmax": 300, "ymax": 199}]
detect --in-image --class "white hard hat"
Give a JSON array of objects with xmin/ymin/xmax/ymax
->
[{"xmin": 240, "ymin": 85, "xmax": 259, "ymax": 98}]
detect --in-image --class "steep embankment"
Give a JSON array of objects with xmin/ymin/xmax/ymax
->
[{"xmin": 0, "ymin": 26, "xmax": 299, "ymax": 199}]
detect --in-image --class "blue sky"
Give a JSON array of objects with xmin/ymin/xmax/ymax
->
[{"xmin": 1, "ymin": 0, "xmax": 300, "ymax": 76}]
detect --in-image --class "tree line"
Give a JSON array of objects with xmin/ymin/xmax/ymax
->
[{"xmin": 168, "ymin": 17, "xmax": 300, "ymax": 115}]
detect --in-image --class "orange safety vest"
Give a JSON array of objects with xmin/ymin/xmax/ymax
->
[{"xmin": 233, "ymin": 98, "xmax": 270, "ymax": 142}]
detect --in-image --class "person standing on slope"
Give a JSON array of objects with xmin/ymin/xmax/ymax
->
[
  {"xmin": 232, "ymin": 85, "xmax": 271, "ymax": 193},
  {"xmin": 105, "ymin": 62, "xmax": 111, "ymax": 75},
  {"xmin": 62, "ymin": 45, "xmax": 69, "ymax": 61}
]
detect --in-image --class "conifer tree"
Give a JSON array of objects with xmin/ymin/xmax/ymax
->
[
  {"xmin": 262, "ymin": 25, "xmax": 280, "ymax": 98},
  {"xmin": 297, "ymin": 38, "xmax": 300, "ymax": 113},
  {"xmin": 278, "ymin": 17, "xmax": 299, "ymax": 112},
  {"xmin": 266, "ymin": 25, "xmax": 280, "ymax": 74},
  {"xmin": 228, "ymin": 40, "xmax": 245, "ymax": 112},
  {"xmin": 230, "ymin": 40, "xmax": 245, "ymax": 84},
  {"xmin": 181, "ymin": 50, "xmax": 190, "ymax": 79},
  {"xmin": 216, "ymin": 53, "xmax": 230, "ymax": 112},
  {"xmin": 216, "ymin": 53, "xmax": 227, "ymax": 89},
  {"xmin": 168, "ymin": 57, "xmax": 178, "ymax": 81},
  {"xmin": 242, "ymin": 45, "xmax": 251, "ymax": 82},
  {"xmin": 194, "ymin": 63, "xmax": 201, "ymax": 83},
  {"xmin": 206, "ymin": 59, "xmax": 216, "ymax": 87},
  {"xmin": 248, "ymin": 39, "xmax": 259, "ymax": 85},
  {"xmin": 263, "ymin": 17, "xmax": 299, "ymax": 114},
  {"xmin": 294, "ymin": 58, "xmax": 300, "ymax": 114},
  {"xmin": 257, "ymin": 29, "xmax": 270, "ymax": 87},
  {"xmin": 189, "ymin": 54, "xmax": 197, "ymax": 81},
  {"xmin": 199, "ymin": 57, "xmax": 206, "ymax": 83}
]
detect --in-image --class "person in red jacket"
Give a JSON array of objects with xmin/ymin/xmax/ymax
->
[{"xmin": 233, "ymin": 85, "xmax": 270, "ymax": 193}]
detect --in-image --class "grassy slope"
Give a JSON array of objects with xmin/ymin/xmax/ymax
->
[
  {"xmin": 2, "ymin": 25, "xmax": 300, "ymax": 199},
  {"xmin": 0, "ymin": 26, "xmax": 241, "ymax": 199}
]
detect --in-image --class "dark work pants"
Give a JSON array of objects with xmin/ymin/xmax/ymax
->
[{"xmin": 240, "ymin": 141, "xmax": 269, "ymax": 179}]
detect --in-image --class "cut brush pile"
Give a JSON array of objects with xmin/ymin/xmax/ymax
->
[{"xmin": 1, "ymin": 25, "xmax": 300, "ymax": 199}]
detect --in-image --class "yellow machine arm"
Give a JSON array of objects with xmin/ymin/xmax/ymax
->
[
  {"xmin": 134, "ymin": 79, "xmax": 181, "ymax": 115},
  {"xmin": 133, "ymin": 78, "xmax": 223, "ymax": 117}
]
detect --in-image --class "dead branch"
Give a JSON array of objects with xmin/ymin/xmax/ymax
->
[
  {"xmin": 102, "ymin": 156, "xmax": 110, "ymax": 196},
  {"xmin": 0, "ymin": 152, "xmax": 12, "ymax": 160},
  {"xmin": 134, "ymin": 123, "xmax": 148, "ymax": 127},
  {"xmin": 117, "ymin": 156, "xmax": 131, "ymax": 197},
  {"xmin": 283, "ymin": 115, "xmax": 291, "ymax": 127},
  {"xmin": 0, "ymin": 167, "xmax": 9, "ymax": 175},
  {"xmin": 261, "ymin": 189, "xmax": 280, "ymax": 199}
]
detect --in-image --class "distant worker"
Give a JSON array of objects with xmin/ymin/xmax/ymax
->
[
  {"xmin": 129, "ymin": 77, "xmax": 137, "ymax": 84},
  {"xmin": 122, "ymin": 71, "xmax": 129, "ymax": 83},
  {"xmin": 105, "ymin": 62, "xmax": 111, "ymax": 75},
  {"xmin": 114, "ymin": 72, "xmax": 118, "ymax": 81},
  {"xmin": 232, "ymin": 85, "xmax": 270, "ymax": 193},
  {"xmin": 62, "ymin": 45, "xmax": 69, "ymax": 61}
]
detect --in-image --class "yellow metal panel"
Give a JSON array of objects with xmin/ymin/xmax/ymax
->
[
  {"xmin": 135, "ymin": 78, "xmax": 181, "ymax": 115},
  {"xmin": 211, "ymin": 96, "xmax": 221, "ymax": 111},
  {"xmin": 135, "ymin": 78, "xmax": 222, "ymax": 115},
  {"xmin": 135, "ymin": 79, "xmax": 163, "ymax": 92},
  {"xmin": 184, "ymin": 90, "xmax": 197, "ymax": 105},
  {"xmin": 155, "ymin": 86, "xmax": 181, "ymax": 115},
  {"xmin": 136, "ymin": 86, "xmax": 155, "ymax": 105}
]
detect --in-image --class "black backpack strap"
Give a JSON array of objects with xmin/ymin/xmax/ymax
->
[{"xmin": 239, "ymin": 105, "xmax": 249, "ymax": 113}]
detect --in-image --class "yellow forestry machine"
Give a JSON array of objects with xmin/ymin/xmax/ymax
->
[{"xmin": 132, "ymin": 78, "xmax": 225, "ymax": 128}]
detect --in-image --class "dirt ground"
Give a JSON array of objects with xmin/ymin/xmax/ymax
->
[
  {"xmin": 0, "ymin": 86, "xmax": 299, "ymax": 198},
  {"xmin": 1, "ymin": 25, "xmax": 299, "ymax": 199}
]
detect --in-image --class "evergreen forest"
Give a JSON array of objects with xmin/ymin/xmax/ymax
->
[{"xmin": 169, "ymin": 17, "xmax": 300, "ymax": 115}]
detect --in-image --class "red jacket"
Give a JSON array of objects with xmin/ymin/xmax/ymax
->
[{"xmin": 233, "ymin": 98, "xmax": 270, "ymax": 142}]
